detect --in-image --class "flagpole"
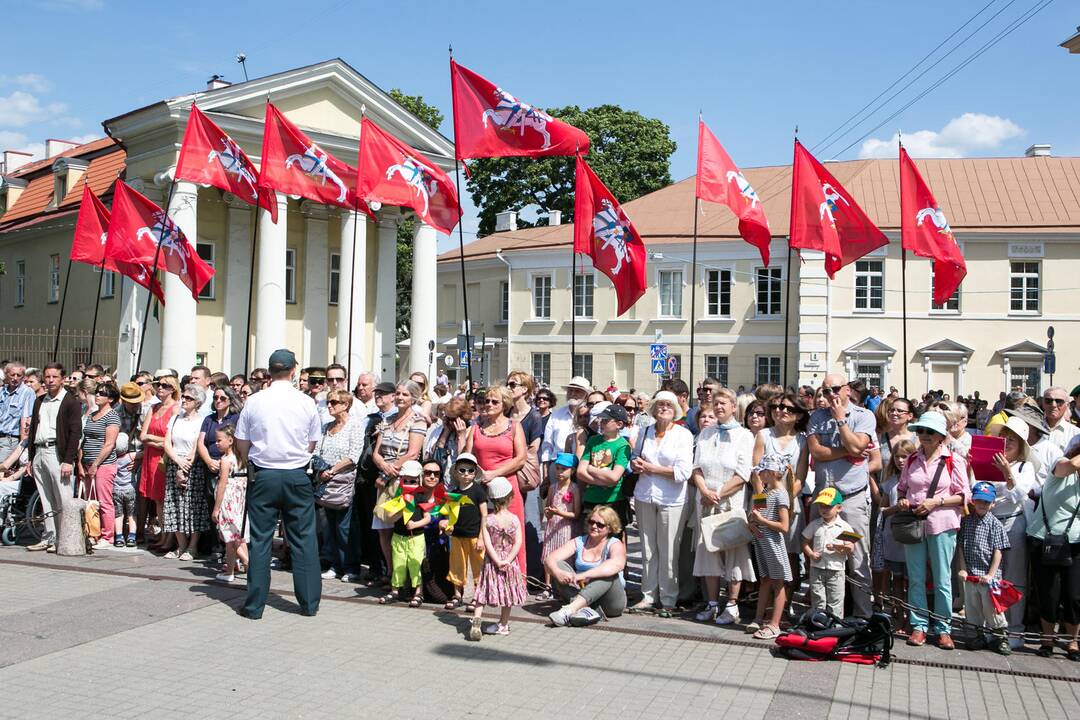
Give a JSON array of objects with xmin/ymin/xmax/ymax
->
[
  {"xmin": 899, "ymin": 135, "xmax": 908, "ymax": 397},
  {"xmin": 448, "ymin": 46, "xmax": 475, "ymax": 396},
  {"xmin": 51, "ymin": 259, "xmax": 73, "ymax": 362},
  {"xmin": 87, "ymin": 257, "xmax": 106, "ymax": 364},
  {"xmin": 783, "ymin": 245, "xmax": 793, "ymax": 390},
  {"xmin": 136, "ymin": 178, "xmax": 177, "ymax": 372},
  {"xmin": 346, "ymin": 207, "xmax": 359, "ymax": 374},
  {"xmin": 689, "ymin": 195, "xmax": 699, "ymax": 397},
  {"xmin": 242, "ymin": 205, "xmax": 258, "ymax": 376}
]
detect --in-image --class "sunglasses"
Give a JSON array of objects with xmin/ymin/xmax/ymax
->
[
  {"xmin": 422, "ymin": 469, "xmax": 442, "ymax": 477},
  {"xmin": 95, "ymin": 389, "xmax": 110, "ymax": 396},
  {"xmin": 328, "ymin": 399, "xmax": 346, "ymax": 406},
  {"xmin": 536, "ymin": 396, "xmax": 552, "ymax": 403},
  {"xmin": 769, "ymin": 404, "xmax": 800, "ymax": 414},
  {"xmin": 748, "ymin": 410, "xmax": 766, "ymax": 417},
  {"xmin": 456, "ymin": 466, "xmax": 477, "ymax": 474},
  {"xmin": 482, "ymin": 398, "xmax": 502, "ymax": 405},
  {"xmin": 1044, "ymin": 398, "xmax": 1068, "ymax": 406},
  {"xmin": 507, "ymin": 381, "xmax": 520, "ymax": 389},
  {"xmin": 327, "ymin": 376, "xmax": 347, "ymax": 383},
  {"xmin": 587, "ymin": 520, "xmax": 607, "ymax": 529},
  {"xmin": 824, "ymin": 385, "xmax": 844, "ymax": 395},
  {"xmin": 138, "ymin": 381, "xmax": 152, "ymax": 387},
  {"xmin": 182, "ymin": 395, "xmax": 197, "ymax": 402},
  {"xmin": 214, "ymin": 395, "xmax": 228, "ymax": 402},
  {"xmin": 914, "ymin": 427, "xmax": 942, "ymax": 437},
  {"xmin": 888, "ymin": 407, "xmax": 911, "ymax": 414},
  {"xmin": 239, "ymin": 391, "xmax": 250, "ymax": 398}
]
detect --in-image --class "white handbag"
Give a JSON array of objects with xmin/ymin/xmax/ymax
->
[{"xmin": 700, "ymin": 506, "xmax": 753, "ymax": 553}]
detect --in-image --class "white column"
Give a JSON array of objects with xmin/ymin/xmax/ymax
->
[
  {"xmin": 335, "ymin": 210, "xmax": 367, "ymax": 381},
  {"xmin": 409, "ymin": 221, "xmax": 437, "ymax": 377},
  {"xmin": 159, "ymin": 178, "xmax": 198, "ymax": 373},
  {"xmin": 222, "ymin": 194, "xmax": 253, "ymax": 375},
  {"xmin": 373, "ymin": 215, "xmax": 398, "ymax": 379},
  {"xmin": 301, "ymin": 201, "xmax": 330, "ymax": 367},
  {"xmin": 254, "ymin": 192, "xmax": 288, "ymax": 368}
]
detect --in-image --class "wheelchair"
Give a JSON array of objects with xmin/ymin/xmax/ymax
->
[{"xmin": 0, "ymin": 475, "xmax": 46, "ymax": 546}]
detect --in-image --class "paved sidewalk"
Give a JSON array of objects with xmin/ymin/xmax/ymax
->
[{"xmin": 1, "ymin": 547, "xmax": 1078, "ymax": 719}]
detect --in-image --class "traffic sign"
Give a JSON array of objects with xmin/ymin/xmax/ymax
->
[
  {"xmin": 459, "ymin": 350, "xmax": 471, "ymax": 367},
  {"xmin": 1044, "ymin": 353, "xmax": 1056, "ymax": 375},
  {"xmin": 650, "ymin": 358, "xmax": 667, "ymax": 375},
  {"xmin": 650, "ymin": 343, "xmax": 669, "ymax": 361},
  {"xmin": 666, "ymin": 356, "xmax": 679, "ymax": 375}
]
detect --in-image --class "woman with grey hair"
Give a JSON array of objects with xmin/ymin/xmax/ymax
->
[{"xmin": 162, "ymin": 383, "xmax": 211, "ymax": 560}]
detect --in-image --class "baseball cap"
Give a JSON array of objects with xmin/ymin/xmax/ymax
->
[
  {"xmin": 373, "ymin": 381, "xmax": 396, "ymax": 395},
  {"xmin": 487, "ymin": 476, "xmax": 513, "ymax": 500},
  {"xmin": 268, "ymin": 349, "xmax": 297, "ymax": 371},
  {"xmin": 813, "ymin": 487, "xmax": 844, "ymax": 506},
  {"xmin": 119, "ymin": 381, "xmax": 143, "ymax": 403},
  {"xmin": 971, "ymin": 482, "xmax": 997, "ymax": 503},
  {"xmin": 400, "ymin": 460, "xmax": 423, "ymax": 478},
  {"xmin": 597, "ymin": 404, "xmax": 628, "ymax": 424},
  {"xmin": 554, "ymin": 452, "xmax": 578, "ymax": 468}
]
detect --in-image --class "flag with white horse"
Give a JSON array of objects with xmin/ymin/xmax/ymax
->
[{"xmin": 900, "ymin": 146, "xmax": 966, "ymax": 306}]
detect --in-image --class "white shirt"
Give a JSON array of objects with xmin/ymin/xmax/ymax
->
[
  {"xmin": 35, "ymin": 389, "xmax": 67, "ymax": 443},
  {"xmin": 1047, "ymin": 419, "xmax": 1080, "ymax": 453},
  {"xmin": 540, "ymin": 404, "xmax": 577, "ymax": 462},
  {"xmin": 235, "ymin": 380, "xmax": 322, "ymax": 469},
  {"xmin": 350, "ymin": 397, "xmax": 378, "ymax": 419},
  {"xmin": 1032, "ymin": 437, "xmax": 1064, "ymax": 493},
  {"xmin": 633, "ymin": 422, "xmax": 695, "ymax": 506}
]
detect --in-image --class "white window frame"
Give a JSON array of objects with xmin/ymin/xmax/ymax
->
[
  {"xmin": 99, "ymin": 269, "xmax": 116, "ymax": 299},
  {"xmin": 15, "ymin": 260, "xmax": 26, "ymax": 307},
  {"xmin": 499, "ymin": 281, "xmax": 509, "ymax": 323},
  {"xmin": 573, "ymin": 271, "xmax": 594, "ymax": 319},
  {"xmin": 657, "ymin": 269, "xmax": 684, "ymax": 319},
  {"xmin": 329, "ymin": 252, "xmax": 340, "ymax": 305},
  {"xmin": 531, "ymin": 273, "xmax": 552, "ymax": 320},
  {"xmin": 48, "ymin": 255, "xmax": 60, "ymax": 304},
  {"xmin": 705, "ymin": 355, "xmax": 729, "ymax": 386},
  {"xmin": 853, "ymin": 259, "xmax": 884, "ymax": 312},
  {"xmin": 756, "ymin": 355, "xmax": 781, "ymax": 385},
  {"xmin": 572, "ymin": 353, "xmax": 593, "ymax": 382},
  {"xmin": 1009, "ymin": 365, "xmax": 1041, "ymax": 397},
  {"xmin": 531, "ymin": 352, "xmax": 550, "ymax": 386},
  {"xmin": 1009, "ymin": 261, "xmax": 1040, "ymax": 315},
  {"xmin": 704, "ymin": 267, "xmax": 733, "ymax": 318},
  {"xmin": 196, "ymin": 242, "xmax": 215, "ymax": 300},
  {"xmin": 755, "ymin": 266, "xmax": 783, "ymax": 318},
  {"xmin": 285, "ymin": 248, "xmax": 297, "ymax": 304}
]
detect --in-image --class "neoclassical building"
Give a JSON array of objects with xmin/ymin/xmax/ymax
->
[
  {"xmin": 436, "ymin": 145, "xmax": 1080, "ymax": 398},
  {"xmin": 0, "ymin": 59, "xmax": 450, "ymax": 381}
]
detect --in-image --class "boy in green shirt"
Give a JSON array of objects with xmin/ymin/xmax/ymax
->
[{"xmin": 578, "ymin": 404, "xmax": 632, "ymax": 531}]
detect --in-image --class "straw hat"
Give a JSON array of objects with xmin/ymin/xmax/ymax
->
[
  {"xmin": 649, "ymin": 390, "xmax": 684, "ymax": 421},
  {"xmin": 999, "ymin": 416, "xmax": 1039, "ymax": 472}
]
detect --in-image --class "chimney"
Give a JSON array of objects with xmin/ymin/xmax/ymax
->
[
  {"xmin": 1025, "ymin": 144, "xmax": 1051, "ymax": 158},
  {"xmin": 2, "ymin": 150, "xmax": 33, "ymax": 174},
  {"xmin": 495, "ymin": 210, "xmax": 518, "ymax": 232},
  {"xmin": 46, "ymin": 139, "xmax": 79, "ymax": 158},
  {"xmin": 547, "ymin": 210, "xmax": 562, "ymax": 226},
  {"xmin": 207, "ymin": 74, "xmax": 232, "ymax": 91}
]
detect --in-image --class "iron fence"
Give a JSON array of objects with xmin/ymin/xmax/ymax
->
[{"xmin": 0, "ymin": 327, "xmax": 118, "ymax": 371}]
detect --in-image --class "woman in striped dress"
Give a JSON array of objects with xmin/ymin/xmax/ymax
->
[{"xmin": 80, "ymin": 383, "xmax": 121, "ymax": 546}]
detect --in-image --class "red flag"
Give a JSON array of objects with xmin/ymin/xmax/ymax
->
[
  {"xmin": 899, "ymin": 147, "xmax": 966, "ymax": 306},
  {"xmin": 788, "ymin": 140, "xmax": 888, "ymax": 278},
  {"xmin": 450, "ymin": 59, "xmax": 590, "ymax": 160},
  {"xmin": 72, "ymin": 183, "xmax": 164, "ymax": 302},
  {"xmin": 107, "ymin": 181, "xmax": 213, "ymax": 301},
  {"xmin": 573, "ymin": 156, "xmax": 646, "ymax": 315},
  {"xmin": 258, "ymin": 103, "xmax": 373, "ymax": 219},
  {"xmin": 176, "ymin": 104, "xmax": 278, "ymax": 223},
  {"xmin": 356, "ymin": 117, "xmax": 461, "ymax": 235},
  {"xmin": 696, "ymin": 119, "xmax": 772, "ymax": 266}
]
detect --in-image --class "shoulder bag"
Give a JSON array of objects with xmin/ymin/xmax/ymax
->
[
  {"xmin": 515, "ymin": 420, "xmax": 542, "ymax": 494},
  {"xmin": 700, "ymin": 504, "xmax": 754, "ymax": 553},
  {"xmin": 1038, "ymin": 481, "xmax": 1080, "ymax": 567},
  {"xmin": 890, "ymin": 457, "xmax": 946, "ymax": 545}
]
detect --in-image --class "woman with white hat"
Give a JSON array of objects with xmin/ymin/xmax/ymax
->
[
  {"xmin": 987, "ymin": 415, "xmax": 1038, "ymax": 645},
  {"xmin": 627, "ymin": 390, "xmax": 694, "ymax": 617},
  {"xmin": 896, "ymin": 411, "xmax": 970, "ymax": 649}
]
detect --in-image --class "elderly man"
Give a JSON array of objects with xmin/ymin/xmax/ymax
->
[
  {"xmin": 1041, "ymin": 386, "xmax": 1080, "ymax": 452},
  {"xmin": 540, "ymin": 376, "xmax": 592, "ymax": 476},
  {"xmin": 807, "ymin": 372, "xmax": 876, "ymax": 618},
  {"xmin": 0, "ymin": 362, "xmax": 35, "ymax": 463},
  {"xmin": 235, "ymin": 349, "xmax": 323, "ymax": 619},
  {"xmin": 352, "ymin": 372, "xmax": 378, "ymax": 417},
  {"xmin": 26, "ymin": 363, "xmax": 82, "ymax": 551}
]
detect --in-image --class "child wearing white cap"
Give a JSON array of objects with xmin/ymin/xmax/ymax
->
[{"xmin": 468, "ymin": 476, "xmax": 527, "ymax": 640}]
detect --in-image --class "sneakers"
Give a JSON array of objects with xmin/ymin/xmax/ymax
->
[
  {"xmin": 995, "ymin": 638, "xmax": 1012, "ymax": 656},
  {"xmin": 320, "ymin": 569, "xmax": 337, "ymax": 580},
  {"xmin": 549, "ymin": 607, "xmax": 572, "ymax": 627},
  {"xmin": 215, "ymin": 572, "xmax": 235, "ymax": 583},
  {"xmin": 694, "ymin": 603, "xmax": 719, "ymax": 622},
  {"xmin": 468, "ymin": 617, "xmax": 483, "ymax": 641},
  {"xmin": 341, "ymin": 573, "xmax": 362, "ymax": 584},
  {"xmin": 568, "ymin": 607, "xmax": 603, "ymax": 627},
  {"xmin": 716, "ymin": 603, "xmax": 740, "ymax": 626},
  {"xmin": 27, "ymin": 539, "xmax": 52, "ymax": 551},
  {"xmin": 482, "ymin": 623, "xmax": 510, "ymax": 636}
]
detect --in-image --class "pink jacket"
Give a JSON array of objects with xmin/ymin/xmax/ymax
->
[{"xmin": 897, "ymin": 447, "xmax": 970, "ymax": 536}]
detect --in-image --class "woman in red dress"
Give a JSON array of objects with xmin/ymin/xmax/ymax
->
[
  {"xmin": 465, "ymin": 386, "xmax": 527, "ymax": 572},
  {"xmin": 139, "ymin": 376, "xmax": 178, "ymax": 550}
]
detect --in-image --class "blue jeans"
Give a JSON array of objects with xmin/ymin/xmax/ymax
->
[
  {"xmin": 320, "ymin": 504, "xmax": 359, "ymax": 576},
  {"xmin": 904, "ymin": 529, "xmax": 956, "ymax": 635}
]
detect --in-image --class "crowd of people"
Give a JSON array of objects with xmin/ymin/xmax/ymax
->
[{"xmin": 1, "ymin": 355, "xmax": 1078, "ymax": 656}]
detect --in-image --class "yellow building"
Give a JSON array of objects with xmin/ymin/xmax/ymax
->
[{"xmin": 437, "ymin": 146, "xmax": 1080, "ymax": 398}]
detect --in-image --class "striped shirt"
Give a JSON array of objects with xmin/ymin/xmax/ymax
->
[{"xmin": 82, "ymin": 409, "xmax": 121, "ymax": 465}]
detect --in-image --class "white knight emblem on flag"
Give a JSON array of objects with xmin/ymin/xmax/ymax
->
[
  {"xmin": 916, "ymin": 207, "xmax": 954, "ymax": 239},
  {"xmin": 385, "ymin": 155, "xmax": 439, "ymax": 216},
  {"xmin": 725, "ymin": 170, "xmax": 760, "ymax": 208},
  {"xmin": 482, "ymin": 88, "xmax": 553, "ymax": 149},
  {"xmin": 208, "ymin": 138, "xmax": 258, "ymax": 200},
  {"xmin": 819, "ymin": 183, "xmax": 849, "ymax": 227},
  {"xmin": 285, "ymin": 144, "xmax": 348, "ymax": 203},
  {"xmin": 136, "ymin": 211, "xmax": 189, "ymax": 276},
  {"xmin": 592, "ymin": 199, "xmax": 633, "ymax": 275}
]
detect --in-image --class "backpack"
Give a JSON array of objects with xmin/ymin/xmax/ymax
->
[{"xmin": 775, "ymin": 609, "xmax": 893, "ymax": 667}]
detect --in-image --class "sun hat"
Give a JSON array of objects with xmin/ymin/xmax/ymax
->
[
  {"xmin": 1004, "ymin": 405, "xmax": 1050, "ymax": 436},
  {"xmin": 487, "ymin": 476, "xmax": 513, "ymax": 500},
  {"xmin": 452, "ymin": 452, "xmax": 478, "ymax": 468},
  {"xmin": 554, "ymin": 452, "xmax": 578, "ymax": 468},
  {"xmin": 399, "ymin": 460, "xmax": 423, "ymax": 479},
  {"xmin": 119, "ymin": 381, "xmax": 143, "ymax": 403},
  {"xmin": 908, "ymin": 411, "xmax": 948, "ymax": 437},
  {"xmin": 813, "ymin": 487, "xmax": 844, "ymax": 506},
  {"xmin": 562, "ymin": 376, "xmax": 594, "ymax": 393},
  {"xmin": 998, "ymin": 416, "xmax": 1039, "ymax": 471},
  {"xmin": 153, "ymin": 368, "xmax": 176, "ymax": 380},
  {"xmin": 971, "ymin": 481, "xmax": 997, "ymax": 503},
  {"xmin": 649, "ymin": 390, "xmax": 684, "ymax": 421},
  {"xmin": 754, "ymin": 454, "xmax": 788, "ymax": 475}
]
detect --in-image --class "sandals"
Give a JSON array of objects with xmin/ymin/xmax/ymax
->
[
  {"xmin": 744, "ymin": 620, "xmax": 764, "ymax": 634},
  {"xmin": 444, "ymin": 597, "xmax": 463, "ymax": 610},
  {"xmin": 656, "ymin": 607, "xmax": 674, "ymax": 619},
  {"xmin": 535, "ymin": 590, "xmax": 553, "ymax": 601},
  {"xmin": 409, "ymin": 595, "xmax": 423, "ymax": 608},
  {"xmin": 464, "ymin": 601, "xmax": 477, "ymax": 614},
  {"xmin": 753, "ymin": 625, "xmax": 780, "ymax": 640},
  {"xmin": 164, "ymin": 550, "xmax": 179, "ymax": 559},
  {"xmin": 378, "ymin": 593, "xmax": 396, "ymax": 605},
  {"xmin": 627, "ymin": 600, "xmax": 654, "ymax": 615},
  {"xmin": 178, "ymin": 551, "xmax": 193, "ymax": 561}
]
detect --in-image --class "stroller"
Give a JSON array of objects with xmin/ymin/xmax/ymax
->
[{"xmin": 774, "ymin": 609, "xmax": 894, "ymax": 667}]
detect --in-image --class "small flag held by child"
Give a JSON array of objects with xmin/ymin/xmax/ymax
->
[
  {"xmin": 752, "ymin": 493, "xmax": 768, "ymax": 510},
  {"xmin": 838, "ymin": 530, "xmax": 863, "ymax": 544}
]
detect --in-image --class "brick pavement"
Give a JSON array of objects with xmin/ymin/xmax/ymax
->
[{"xmin": 1, "ymin": 548, "xmax": 1078, "ymax": 719}]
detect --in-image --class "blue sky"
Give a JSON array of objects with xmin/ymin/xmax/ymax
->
[{"xmin": 2, "ymin": 0, "xmax": 1076, "ymax": 246}]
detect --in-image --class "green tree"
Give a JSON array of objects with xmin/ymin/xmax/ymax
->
[
  {"xmin": 466, "ymin": 104, "xmax": 676, "ymax": 236},
  {"xmin": 386, "ymin": 89, "xmax": 444, "ymax": 341}
]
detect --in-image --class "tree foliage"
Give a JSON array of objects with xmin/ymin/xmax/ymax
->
[{"xmin": 466, "ymin": 104, "xmax": 676, "ymax": 236}]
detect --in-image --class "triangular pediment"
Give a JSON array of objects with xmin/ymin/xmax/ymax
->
[
  {"xmin": 842, "ymin": 337, "xmax": 896, "ymax": 357},
  {"xmin": 997, "ymin": 339, "xmax": 1047, "ymax": 357},
  {"xmin": 917, "ymin": 339, "xmax": 974, "ymax": 357}
]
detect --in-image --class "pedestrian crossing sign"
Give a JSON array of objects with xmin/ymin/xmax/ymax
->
[{"xmin": 651, "ymin": 358, "xmax": 666, "ymax": 374}]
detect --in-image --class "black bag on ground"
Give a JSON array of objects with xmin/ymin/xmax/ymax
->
[{"xmin": 774, "ymin": 609, "xmax": 893, "ymax": 667}]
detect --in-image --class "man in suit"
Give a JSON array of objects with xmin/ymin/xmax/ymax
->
[{"xmin": 26, "ymin": 363, "xmax": 82, "ymax": 551}]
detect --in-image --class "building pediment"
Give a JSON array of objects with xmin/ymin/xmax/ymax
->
[
  {"xmin": 997, "ymin": 340, "xmax": 1047, "ymax": 358},
  {"xmin": 917, "ymin": 339, "xmax": 974, "ymax": 359},
  {"xmin": 841, "ymin": 337, "xmax": 896, "ymax": 358}
]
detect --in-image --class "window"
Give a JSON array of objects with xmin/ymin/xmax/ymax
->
[
  {"xmin": 1010, "ymin": 366, "xmax": 1041, "ymax": 397},
  {"xmin": 329, "ymin": 252, "xmax": 340, "ymax": 305},
  {"xmin": 658, "ymin": 269, "xmax": 683, "ymax": 318},
  {"xmin": 706, "ymin": 269, "xmax": 732, "ymax": 317},
  {"xmin": 499, "ymin": 281, "xmax": 509, "ymax": 323},
  {"xmin": 48, "ymin": 255, "xmax": 60, "ymax": 303},
  {"xmin": 756, "ymin": 355, "xmax": 781, "ymax": 385},
  {"xmin": 854, "ymin": 260, "xmax": 884, "ymax": 311},
  {"xmin": 572, "ymin": 353, "xmax": 593, "ymax": 381},
  {"xmin": 1009, "ymin": 261, "xmax": 1039, "ymax": 313},
  {"xmin": 931, "ymin": 267, "xmax": 960, "ymax": 311},
  {"xmin": 755, "ymin": 267, "xmax": 782, "ymax": 316},
  {"xmin": 532, "ymin": 353, "xmax": 550, "ymax": 386},
  {"xmin": 99, "ymin": 270, "xmax": 115, "ymax": 299},
  {"xmin": 855, "ymin": 364, "xmax": 883, "ymax": 390},
  {"xmin": 196, "ymin": 242, "xmax": 215, "ymax": 300},
  {"xmin": 15, "ymin": 260, "xmax": 25, "ymax": 307},
  {"xmin": 532, "ymin": 274, "xmax": 551, "ymax": 319},
  {"xmin": 285, "ymin": 248, "xmax": 297, "ymax": 304},
  {"xmin": 573, "ymin": 273, "xmax": 593, "ymax": 319},
  {"xmin": 705, "ymin": 355, "xmax": 729, "ymax": 387}
]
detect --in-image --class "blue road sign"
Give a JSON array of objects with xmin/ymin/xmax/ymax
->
[
  {"xmin": 650, "ymin": 343, "xmax": 668, "ymax": 361},
  {"xmin": 651, "ymin": 358, "xmax": 667, "ymax": 374},
  {"xmin": 666, "ymin": 356, "xmax": 679, "ymax": 375},
  {"xmin": 459, "ymin": 350, "xmax": 470, "ymax": 367},
  {"xmin": 1044, "ymin": 353, "xmax": 1056, "ymax": 375}
]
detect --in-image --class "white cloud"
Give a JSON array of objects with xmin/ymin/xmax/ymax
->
[
  {"xmin": 859, "ymin": 113, "xmax": 1024, "ymax": 159},
  {"xmin": 0, "ymin": 90, "xmax": 68, "ymax": 127},
  {"xmin": 0, "ymin": 74, "xmax": 52, "ymax": 92}
]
